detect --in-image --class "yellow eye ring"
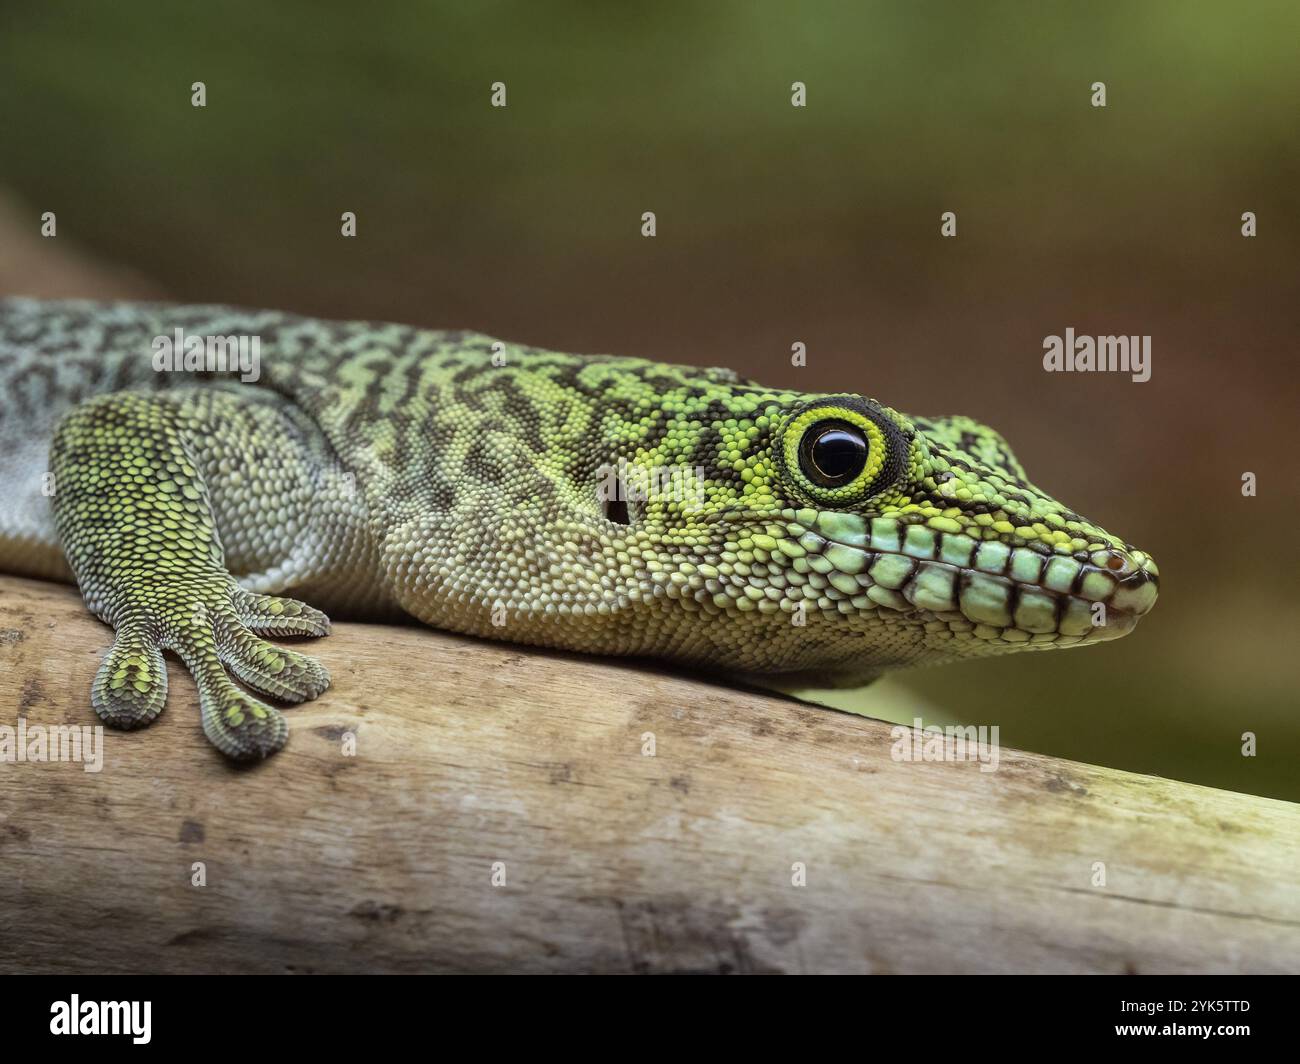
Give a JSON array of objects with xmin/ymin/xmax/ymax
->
[{"xmin": 777, "ymin": 399, "xmax": 904, "ymax": 505}]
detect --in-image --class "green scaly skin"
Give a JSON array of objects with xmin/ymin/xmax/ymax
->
[{"xmin": 0, "ymin": 299, "xmax": 1159, "ymax": 760}]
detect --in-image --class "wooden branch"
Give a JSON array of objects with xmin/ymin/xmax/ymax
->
[
  {"xmin": 0, "ymin": 573, "xmax": 1296, "ymax": 973},
  {"xmin": 0, "ymin": 191, "xmax": 163, "ymax": 301}
]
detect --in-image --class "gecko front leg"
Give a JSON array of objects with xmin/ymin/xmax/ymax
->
[{"xmin": 51, "ymin": 388, "xmax": 336, "ymax": 760}]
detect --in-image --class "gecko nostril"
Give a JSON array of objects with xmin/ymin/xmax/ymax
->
[
  {"xmin": 1091, "ymin": 547, "xmax": 1142, "ymax": 580},
  {"xmin": 1108, "ymin": 550, "xmax": 1159, "ymax": 589}
]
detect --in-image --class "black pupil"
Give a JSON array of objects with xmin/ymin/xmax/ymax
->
[{"xmin": 806, "ymin": 424, "xmax": 868, "ymax": 486}]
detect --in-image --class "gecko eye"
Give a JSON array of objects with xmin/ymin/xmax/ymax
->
[
  {"xmin": 800, "ymin": 422, "xmax": 869, "ymax": 487},
  {"xmin": 776, "ymin": 396, "xmax": 909, "ymax": 507}
]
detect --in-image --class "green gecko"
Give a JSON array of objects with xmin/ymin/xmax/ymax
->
[{"xmin": 0, "ymin": 299, "xmax": 1159, "ymax": 760}]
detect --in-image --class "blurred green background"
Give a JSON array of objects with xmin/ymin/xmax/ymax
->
[{"xmin": 1, "ymin": 1, "xmax": 1296, "ymax": 799}]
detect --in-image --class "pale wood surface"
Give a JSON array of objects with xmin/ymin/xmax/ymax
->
[
  {"xmin": 0, "ymin": 191, "xmax": 163, "ymax": 301},
  {"xmin": 0, "ymin": 573, "xmax": 1296, "ymax": 973}
]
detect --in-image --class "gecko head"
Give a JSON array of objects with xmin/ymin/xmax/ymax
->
[{"xmin": 623, "ymin": 390, "xmax": 1159, "ymax": 679}]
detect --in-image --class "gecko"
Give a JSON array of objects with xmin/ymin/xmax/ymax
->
[{"xmin": 0, "ymin": 299, "xmax": 1159, "ymax": 760}]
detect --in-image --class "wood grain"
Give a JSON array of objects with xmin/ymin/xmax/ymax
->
[{"xmin": 0, "ymin": 573, "xmax": 1296, "ymax": 973}]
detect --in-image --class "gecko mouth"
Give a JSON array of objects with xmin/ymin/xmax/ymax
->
[{"xmin": 788, "ymin": 511, "xmax": 1159, "ymax": 648}]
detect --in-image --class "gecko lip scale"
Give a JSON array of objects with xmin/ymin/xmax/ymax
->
[{"xmin": 796, "ymin": 516, "xmax": 1159, "ymax": 647}]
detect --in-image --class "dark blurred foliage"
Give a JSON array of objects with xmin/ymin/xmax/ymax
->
[{"xmin": 2, "ymin": 1, "xmax": 1297, "ymax": 798}]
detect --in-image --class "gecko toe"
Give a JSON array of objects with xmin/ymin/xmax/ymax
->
[
  {"xmin": 217, "ymin": 623, "xmax": 331, "ymax": 704},
  {"xmin": 232, "ymin": 590, "xmax": 331, "ymax": 638},
  {"xmin": 200, "ymin": 685, "xmax": 289, "ymax": 761},
  {"xmin": 90, "ymin": 629, "xmax": 167, "ymax": 730}
]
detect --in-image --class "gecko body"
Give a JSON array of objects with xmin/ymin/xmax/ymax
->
[{"xmin": 0, "ymin": 300, "xmax": 1159, "ymax": 759}]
